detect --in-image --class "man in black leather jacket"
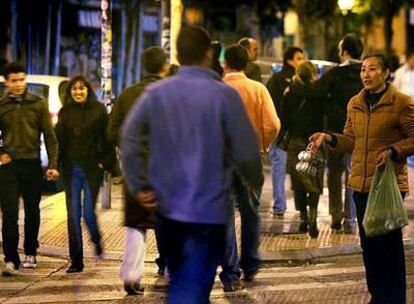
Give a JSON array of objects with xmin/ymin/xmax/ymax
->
[
  {"xmin": 0, "ymin": 62, "xmax": 59, "ymax": 276},
  {"xmin": 310, "ymin": 34, "xmax": 364, "ymax": 234}
]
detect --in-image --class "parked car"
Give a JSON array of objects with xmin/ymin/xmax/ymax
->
[
  {"xmin": 0, "ymin": 75, "xmax": 69, "ymax": 190},
  {"xmin": 257, "ymin": 59, "xmax": 337, "ymax": 84}
]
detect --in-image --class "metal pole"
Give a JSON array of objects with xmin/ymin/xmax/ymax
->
[{"xmin": 101, "ymin": 0, "xmax": 113, "ymax": 209}]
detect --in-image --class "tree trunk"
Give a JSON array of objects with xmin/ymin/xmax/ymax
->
[
  {"xmin": 293, "ymin": 0, "xmax": 305, "ymax": 49},
  {"xmin": 383, "ymin": 0, "xmax": 393, "ymax": 57}
]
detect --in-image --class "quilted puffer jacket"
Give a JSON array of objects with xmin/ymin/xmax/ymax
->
[{"xmin": 335, "ymin": 84, "xmax": 414, "ymax": 193}]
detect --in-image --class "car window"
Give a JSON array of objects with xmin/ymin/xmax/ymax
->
[{"xmin": 27, "ymin": 84, "xmax": 49, "ymax": 101}]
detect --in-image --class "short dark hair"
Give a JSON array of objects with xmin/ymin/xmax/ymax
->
[
  {"xmin": 362, "ymin": 53, "xmax": 389, "ymax": 71},
  {"xmin": 65, "ymin": 75, "xmax": 97, "ymax": 104},
  {"xmin": 238, "ymin": 37, "xmax": 251, "ymax": 51},
  {"xmin": 340, "ymin": 34, "xmax": 363, "ymax": 59},
  {"xmin": 142, "ymin": 46, "xmax": 167, "ymax": 74},
  {"xmin": 225, "ymin": 45, "xmax": 249, "ymax": 71},
  {"xmin": 177, "ymin": 26, "xmax": 211, "ymax": 65},
  {"xmin": 3, "ymin": 62, "xmax": 26, "ymax": 79},
  {"xmin": 283, "ymin": 47, "xmax": 304, "ymax": 66}
]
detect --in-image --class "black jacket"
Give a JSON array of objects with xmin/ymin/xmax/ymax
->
[
  {"xmin": 245, "ymin": 61, "xmax": 262, "ymax": 83},
  {"xmin": 108, "ymin": 75, "xmax": 162, "ymax": 229},
  {"xmin": 108, "ymin": 75, "xmax": 162, "ymax": 146},
  {"xmin": 0, "ymin": 91, "xmax": 58, "ymax": 169},
  {"xmin": 284, "ymin": 82, "xmax": 324, "ymax": 139},
  {"xmin": 310, "ymin": 62, "xmax": 363, "ymax": 133},
  {"xmin": 56, "ymin": 98, "xmax": 114, "ymax": 172},
  {"xmin": 266, "ymin": 65, "xmax": 295, "ymax": 119}
]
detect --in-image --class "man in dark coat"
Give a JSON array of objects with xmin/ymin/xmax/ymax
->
[
  {"xmin": 238, "ymin": 37, "xmax": 262, "ymax": 82},
  {"xmin": 266, "ymin": 47, "xmax": 304, "ymax": 217},
  {"xmin": 0, "ymin": 62, "xmax": 59, "ymax": 276},
  {"xmin": 108, "ymin": 46, "xmax": 169, "ymax": 295},
  {"xmin": 310, "ymin": 34, "xmax": 364, "ymax": 234}
]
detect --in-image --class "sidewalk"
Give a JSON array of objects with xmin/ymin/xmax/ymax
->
[{"xmin": 2, "ymin": 168, "xmax": 414, "ymax": 263}]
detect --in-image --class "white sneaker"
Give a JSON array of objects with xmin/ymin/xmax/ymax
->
[
  {"xmin": 22, "ymin": 255, "xmax": 37, "ymax": 268},
  {"xmin": 2, "ymin": 262, "xmax": 18, "ymax": 276}
]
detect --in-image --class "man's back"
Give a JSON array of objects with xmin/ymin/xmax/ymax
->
[
  {"xmin": 122, "ymin": 66, "xmax": 262, "ymax": 225},
  {"xmin": 108, "ymin": 75, "xmax": 161, "ymax": 145},
  {"xmin": 312, "ymin": 63, "xmax": 362, "ymax": 133},
  {"xmin": 224, "ymin": 73, "xmax": 279, "ymax": 150}
]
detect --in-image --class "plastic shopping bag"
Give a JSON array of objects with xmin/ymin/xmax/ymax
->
[{"xmin": 363, "ymin": 157, "xmax": 409, "ymax": 237}]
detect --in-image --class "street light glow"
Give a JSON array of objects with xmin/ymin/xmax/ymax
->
[{"xmin": 338, "ymin": 0, "xmax": 355, "ymax": 13}]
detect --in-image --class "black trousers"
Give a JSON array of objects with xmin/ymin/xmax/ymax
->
[
  {"xmin": 353, "ymin": 192, "xmax": 406, "ymax": 304},
  {"xmin": 0, "ymin": 159, "xmax": 43, "ymax": 268}
]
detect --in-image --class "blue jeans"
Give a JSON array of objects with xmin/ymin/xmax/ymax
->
[
  {"xmin": 233, "ymin": 175, "xmax": 261, "ymax": 275},
  {"xmin": 219, "ymin": 199, "xmax": 241, "ymax": 285},
  {"xmin": 159, "ymin": 216, "xmax": 225, "ymax": 304},
  {"xmin": 269, "ymin": 143, "xmax": 287, "ymax": 213},
  {"xmin": 65, "ymin": 166, "xmax": 102, "ymax": 265}
]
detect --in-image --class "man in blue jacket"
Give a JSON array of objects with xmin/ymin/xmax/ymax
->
[{"xmin": 121, "ymin": 26, "xmax": 263, "ymax": 303}]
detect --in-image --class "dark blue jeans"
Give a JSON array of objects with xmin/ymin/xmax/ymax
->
[
  {"xmin": 354, "ymin": 192, "xmax": 406, "ymax": 304},
  {"xmin": 219, "ymin": 200, "xmax": 241, "ymax": 285},
  {"xmin": 65, "ymin": 166, "xmax": 102, "ymax": 266},
  {"xmin": 233, "ymin": 175, "xmax": 261, "ymax": 276},
  {"xmin": 159, "ymin": 216, "xmax": 225, "ymax": 304}
]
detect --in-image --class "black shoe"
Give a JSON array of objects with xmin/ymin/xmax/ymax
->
[
  {"xmin": 272, "ymin": 212, "xmax": 284, "ymax": 219},
  {"xmin": 66, "ymin": 264, "xmax": 84, "ymax": 273},
  {"xmin": 95, "ymin": 244, "xmax": 105, "ymax": 260},
  {"xmin": 223, "ymin": 281, "xmax": 244, "ymax": 292},
  {"xmin": 299, "ymin": 221, "xmax": 308, "ymax": 233},
  {"xmin": 157, "ymin": 268, "xmax": 164, "ymax": 276},
  {"xmin": 309, "ymin": 223, "xmax": 319, "ymax": 239},
  {"xmin": 124, "ymin": 282, "xmax": 144, "ymax": 295},
  {"xmin": 243, "ymin": 269, "xmax": 259, "ymax": 282},
  {"xmin": 331, "ymin": 221, "xmax": 342, "ymax": 231}
]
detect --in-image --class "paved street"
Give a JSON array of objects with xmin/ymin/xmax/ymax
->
[
  {"xmin": 0, "ymin": 249, "xmax": 413, "ymax": 303},
  {"xmin": 0, "ymin": 167, "xmax": 414, "ymax": 303}
]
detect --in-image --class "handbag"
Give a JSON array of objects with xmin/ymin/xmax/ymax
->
[
  {"xmin": 362, "ymin": 156, "xmax": 409, "ymax": 237},
  {"xmin": 276, "ymin": 98, "xmax": 307, "ymax": 151}
]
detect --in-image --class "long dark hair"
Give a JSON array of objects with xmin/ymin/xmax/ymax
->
[{"xmin": 64, "ymin": 75, "xmax": 97, "ymax": 105}]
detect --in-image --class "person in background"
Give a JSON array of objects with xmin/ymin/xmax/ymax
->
[
  {"xmin": 0, "ymin": 62, "xmax": 59, "ymax": 276},
  {"xmin": 238, "ymin": 37, "xmax": 262, "ymax": 82},
  {"xmin": 311, "ymin": 34, "xmax": 363, "ymax": 234},
  {"xmin": 266, "ymin": 46, "xmax": 304, "ymax": 218},
  {"xmin": 108, "ymin": 46, "xmax": 170, "ymax": 295},
  {"xmin": 56, "ymin": 75, "xmax": 114, "ymax": 273},
  {"xmin": 210, "ymin": 40, "xmax": 223, "ymax": 77},
  {"xmin": 393, "ymin": 49, "xmax": 414, "ymax": 98},
  {"xmin": 310, "ymin": 53, "xmax": 414, "ymax": 304},
  {"xmin": 121, "ymin": 26, "xmax": 263, "ymax": 304},
  {"xmin": 284, "ymin": 61, "xmax": 323, "ymax": 238},
  {"xmin": 221, "ymin": 44, "xmax": 280, "ymax": 289}
]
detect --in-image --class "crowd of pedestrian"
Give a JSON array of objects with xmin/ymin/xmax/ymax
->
[{"xmin": 0, "ymin": 24, "xmax": 413, "ymax": 304}]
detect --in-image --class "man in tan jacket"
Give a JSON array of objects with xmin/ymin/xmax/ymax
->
[{"xmin": 219, "ymin": 44, "xmax": 280, "ymax": 291}]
